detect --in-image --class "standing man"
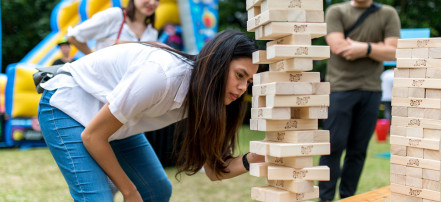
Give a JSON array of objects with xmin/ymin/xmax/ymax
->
[{"xmin": 319, "ymin": 0, "xmax": 400, "ymax": 201}]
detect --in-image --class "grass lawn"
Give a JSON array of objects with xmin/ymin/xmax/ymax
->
[{"xmin": 0, "ymin": 126, "xmax": 390, "ymax": 202}]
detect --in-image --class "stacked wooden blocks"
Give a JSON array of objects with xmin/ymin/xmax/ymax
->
[
  {"xmin": 390, "ymin": 38, "xmax": 441, "ymax": 202},
  {"xmin": 246, "ymin": 0, "xmax": 331, "ymax": 201}
]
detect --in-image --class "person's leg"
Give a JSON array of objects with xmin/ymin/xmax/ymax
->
[
  {"xmin": 339, "ymin": 91, "xmax": 381, "ymax": 199},
  {"xmin": 110, "ymin": 133, "xmax": 172, "ymax": 202},
  {"xmin": 382, "ymin": 101, "xmax": 392, "ymax": 121},
  {"xmin": 319, "ymin": 91, "xmax": 358, "ymax": 201},
  {"xmin": 38, "ymin": 90, "xmax": 113, "ymax": 201}
]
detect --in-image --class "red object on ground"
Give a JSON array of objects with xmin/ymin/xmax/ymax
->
[{"xmin": 375, "ymin": 119, "xmax": 390, "ymax": 142}]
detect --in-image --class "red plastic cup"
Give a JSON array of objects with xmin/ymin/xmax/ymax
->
[{"xmin": 375, "ymin": 119, "xmax": 390, "ymax": 142}]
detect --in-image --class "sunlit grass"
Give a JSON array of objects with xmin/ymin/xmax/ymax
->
[{"xmin": 0, "ymin": 126, "xmax": 389, "ymax": 202}]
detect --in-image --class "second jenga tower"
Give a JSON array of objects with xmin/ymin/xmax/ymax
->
[
  {"xmin": 246, "ymin": 0, "xmax": 331, "ymax": 201},
  {"xmin": 390, "ymin": 38, "xmax": 441, "ymax": 201}
]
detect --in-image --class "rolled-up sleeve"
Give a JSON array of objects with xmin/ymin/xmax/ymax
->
[
  {"xmin": 67, "ymin": 7, "xmax": 123, "ymax": 43},
  {"xmin": 106, "ymin": 61, "xmax": 169, "ymax": 124}
]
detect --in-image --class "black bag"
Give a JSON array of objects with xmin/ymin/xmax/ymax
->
[{"xmin": 32, "ymin": 65, "xmax": 70, "ymax": 94}]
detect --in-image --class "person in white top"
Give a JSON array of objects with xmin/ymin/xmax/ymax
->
[
  {"xmin": 68, "ymin": 0, "xmax": 159, "ymax": 54},
  {"xmin": 380, "ymin": 69, "xmax": 394, "ymax": 120},
  {"xmin": 38, "ymin": 30, "xmax": 265, "ymax": 201}
]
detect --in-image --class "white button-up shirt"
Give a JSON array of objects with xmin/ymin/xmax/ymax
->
[
  {"xmin": 41, "ymin": 43, "xmax": 192, "ymax": 141},
  {"xmin": 68, "ymin": 7, "xmax": 158, "ymax": 50}
]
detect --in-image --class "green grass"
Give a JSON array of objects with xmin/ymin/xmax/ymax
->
[{"xmin": 0, "ymin": 126, "xmax": 390, "ymax": 202}]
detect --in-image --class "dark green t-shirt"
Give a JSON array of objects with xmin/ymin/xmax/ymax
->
[{"xmin": 325, "ymin": 2, "xmax": 401, "ymax": 92}]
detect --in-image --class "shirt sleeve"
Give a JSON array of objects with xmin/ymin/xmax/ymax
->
[
  {"xmin": 67, "ymin": 7, "xmax": 123, "ymax": 43},
  {"xmin": 106, "ymin": 61, "xmax": 169, "ymax": 124},
  {"xmin": 383, "ymin": 6, "xmax": 401, "ymax": 39},
  {"xmin": 325, "ymin": 5, "xmax": 344, "ymax": 34}
]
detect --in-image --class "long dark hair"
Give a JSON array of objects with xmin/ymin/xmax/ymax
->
[
  {"xmin": 177, "ymin": 30, "xmax": 258, "ymax": 178},
  {"xmin": 125, "ymin": 0, "xmax": 156, "ymax": 26}
]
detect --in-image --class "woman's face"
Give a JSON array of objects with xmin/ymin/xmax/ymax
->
[
  {"xmin": 225, "ymin": 57, "xmax": 258, "ymax": 105},
  {"xmin": 134, "ymin": 0, "xmax": 159, "ymax": 17}
]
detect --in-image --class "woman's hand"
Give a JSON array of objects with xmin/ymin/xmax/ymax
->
[{"xmin": 246, "ymin": 152, "xmax": 265, "ymax": 164}]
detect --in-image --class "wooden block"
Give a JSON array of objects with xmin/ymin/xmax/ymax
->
[
  {"xmin": 393, "ymin": 87, "xmax": 409, "ymax": 98},
  {"xmin": 391, "ymin": 163, "xmax": 407, "ymax": 174},
  {"xmin": 409, "ymin": 87, "xmax": 426, "ymax": 98},
  {"xmin": 391, "ymin": 155, "xmax": 441, "ymax": 170},
  {"xmin": 391, "ymin": 125, "xmax": 407, "ymax": 136},
  {"xmin": 390, "ymin": 183, "xmax": 441, "ymax": 201},
  {"xmin": 423, "ymin": 169, "xmax": 441, "ymax": 181},
  {"xmin": 392, "ymin": 116, "xmax": 441, "ymax": 129},
  {"xmin": 265, "ymin": 130, "xmax": 329, "ymax": 143},
  {"xmin": 269, "ymin": 142, "xmax": 330, "ymax": 157},
  {"xmin": 426, "ymin": 89, "xmax": 441, "ymax": 99},
  {"xmin": 410, "ymin": 68, "xmax": 428, "ymax": 78},
  {"xmin": 250, "ymin": 118, "xmax": 318, "ymax": 131},
  {"xmin": 266, "ymin": 94, "xmax": 330, "ymax": 108},
  {"xmin": 246, "ymin": 0, "xmax": 263, "ymax": 10},
  {"xmin": 395, "ymin": 68, "xmax": 410, "ymax": 78},
  {"xmin": 247, "ymin": 9, "xmax": 324, "ymax": 32},
  {"xmin": 251, "ymin": 0, "xmax": 324, "ymax": 11},
  {"xmin": 408, "ymin": 107, "xmax": 425, "ymax": 119},
  {"xmin": 426, "ymin": 68, "xmax": 441, "ymax": 79},
  {"xmin": 267, "ymin": 179, "xmax": 314, "ymax": 193},
  {"xmin": 390, "ymin": 173, "xmax": 406, "ymax": 185},
  {"xmin": 424, "ymin": 149, "xmax": 441, "ymax": 161},
  {"xmin": 254, "ymin": 71, "xmax": 320, "ymax": 85},
  {"xmin": 391, "ymin": 144, "xmax": 407, "ymax": 156},
  {"xmin": 269, "ymin": 58, "xmax": 313, "ymax": 72},
  {"xmin": 424, "ymin": 128, "xmax": 441, "ymax": 140},
  {"xmin": 412, "ymin": 48, "xmax": 429, "ymax": 59},
  {"xmin": 267, "ymin": 34, "xmax": 312, "ymax": 47},
  {"xmin": 251, "ymin": 186, "xmax": 266, "ymax": 201},
  {"xmin": 291, "ymin": 107, "xmax": 328, "ymax": 119},
  {"xmin": 407, "ymin": 147, "xmax": 424, "ymax": 158},
  {"xmin": 391, "ymin": 192, "xmax": 423, "ymax": 202},
  {"xmin": 251, "ymin": 107, "xmax": 291, "ymax": 120},
  {"xmin": 396, "ymin": 49, "xmax": 413, "ymax": 58},
  {"xmin": 406, "ymin": 126, "xmax": 424, "ymax": 138},
  {"xmin": 429, "ymin": 48, "xmax": 441, "ymax": 59},
  {"xmin": 266, "ymin": 45, "xmax": 330, "ymax": 60},
  {"xmin": 397, "ymin": 58, "xmax": 441, "ymax": 68},
  {"xmin": 262, "ymin": 22, "xmax": 327, "ymax": 40},
  {"xmin": 267, "ymin": 165, "xmax": 329, "ymax": 181},
  {"xmin": 392, "ymin": 97, "xmax": 441, "ymax": 109},
  {"xmin": 390, "ymin": 135, "xmax": 441, "ymax": 150},
  {"xmin": 251, "ymin": 185, "xmax": 320, "ymax": 202},
  {"xmin": 250, "ymin": 162, "xmax": 269, "ymax": 177},
  {"xmin": 423, "ymin": 179, "xmax": 441, "ymax": 192},
  {"xmin": 424, "ymin": 108, "xmax": 441, "ymax": 120},
  {"xmin": 397, "ymin": 38, "xmax": 441, "ymax": 49},
  {"xmin": 248, "ymin": 6, "xmax": 261, "ymax": 19},
  {"xmin": 266, "ymin": 156, "xmax": 313, "ymax": 168},
  {"xmin": 250, "ymin": 141, "xmax": 269, "ymax": 156},
  {"xmin": 407, "ymin": 166, "xmax": 423, "ymax": 178},
  {"xmin": 423, "ymin": 199, "xmax": 438, "ymax": 202},
  {"xmin": 252, "ymin": 82, "xmax": 330, "ymax": 96},
  {"xmin": 406, "ymin": 175, "xmax": 423, "ymax": 188},
  {"xmin": 253, "ymin": 50, "xmax": 279, "ymax": 64},
  {"xmin": 392, "ymin": 106, "xmax": 408, "ymax": 117},
  {"xmin": 252, "ymin": 96, "xmax": 266, "ymax": 108}
]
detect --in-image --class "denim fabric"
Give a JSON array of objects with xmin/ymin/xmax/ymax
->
[
  {"xmin": 38, "ymin": 90, "xmax": 172, "ymax": 202},
  {"xmin": 319, "ymin": 90, "xmax": 381, "ymax": 200}
]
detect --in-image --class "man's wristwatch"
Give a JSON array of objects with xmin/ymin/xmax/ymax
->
[{"xmin": 367, "ymin": 43, "xmax": 372, "ymax": 56}]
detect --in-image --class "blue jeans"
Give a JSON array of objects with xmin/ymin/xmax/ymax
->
[{"xmin": 38, "ymin": 90, "xmax": 172, "ymax": 201}]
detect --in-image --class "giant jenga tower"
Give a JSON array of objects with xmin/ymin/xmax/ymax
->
[
  {"xmin": 246, "ymin": 0, "xmax": 331, "ymax": 201},
  {"xmin": 390, "ymin": 38, "xmax": 441, "ymax": 201}
]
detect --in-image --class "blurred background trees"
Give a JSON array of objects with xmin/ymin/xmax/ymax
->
[{"xmin": 2, "ymin": 0, "xmax": 441, "ymax": 72}]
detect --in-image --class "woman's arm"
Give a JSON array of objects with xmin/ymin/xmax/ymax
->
[
  {"xmin": 81, "ymin": 103, "xmax": 142, "ymax": 201},
  {"xmin": 67, "ymin": 36, "xmax": 92, "ymax": 55},
  {"xmin": 203, "ymin": 153, "xmax": 265, "ymax": 181}
]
